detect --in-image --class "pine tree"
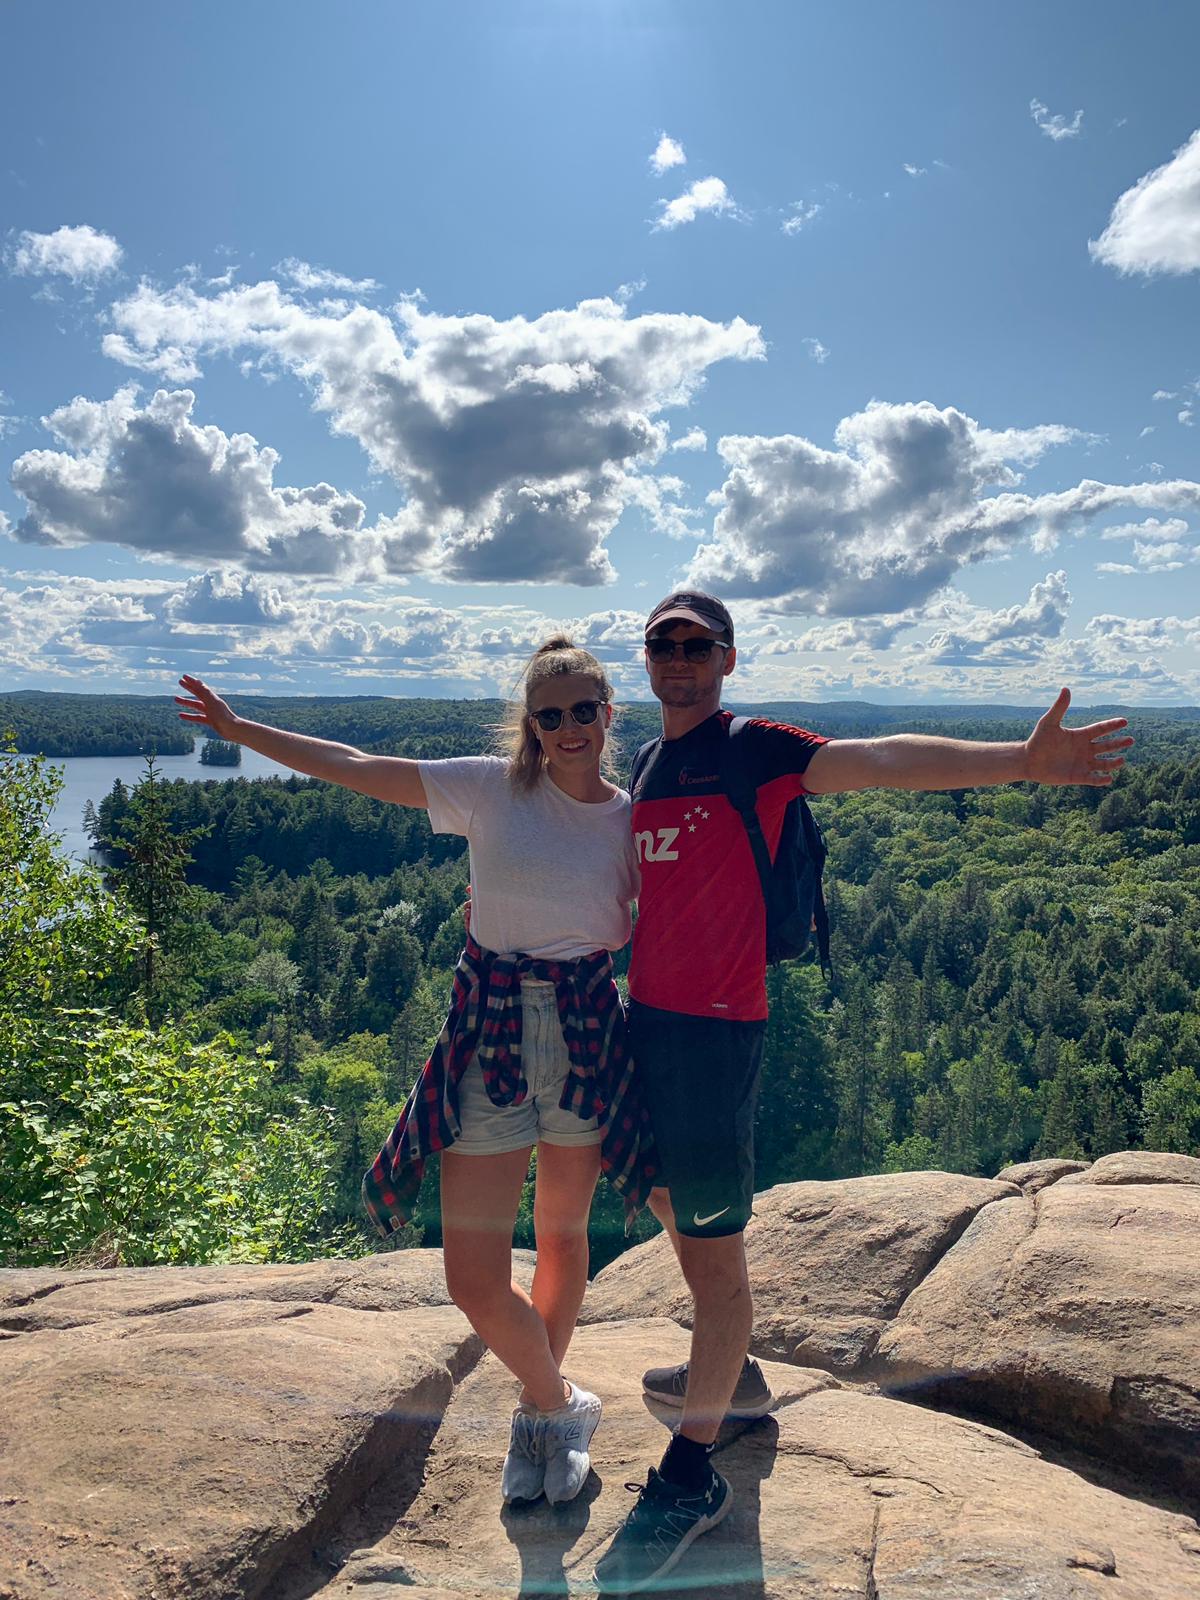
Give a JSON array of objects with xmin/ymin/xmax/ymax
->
[
  {"xmin": 1036, "ymin": 1043, "xmax": 1086, "ymax": 1159},
  {"xmin": 1142, "ymin": 1068, "xmax": 1200, "ymax": 1154},
  {"xmin": 831, "ymin": 972, "xmax": 882, "ymax": 1175},
  {"xmin": 1081, "ymin": 1063, "xmax": 1132, "ymax": 1156},
  {"xmin": 105, "ymin": 755, "xmax": 208, "ymax": 1012},
  {"xmin": 388, "ymin": 977, "xmax": 447, "ymax": 1096},
  {"xmin": 233, "ymin": 855, "xmax": 270, "ymax": 937},
  {"xmin": 758, "ymin": 964, "xmax": 836, "ymax": 1183}
]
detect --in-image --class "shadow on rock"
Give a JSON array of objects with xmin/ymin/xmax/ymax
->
[{"xmin": 501, "ymin": 1474, "xmax": 600, "ymax": 1597}]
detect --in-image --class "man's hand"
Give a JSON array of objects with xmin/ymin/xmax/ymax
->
[
  {"xmin": 176, "ymin": 675, "xmax": 241, "ymax": 741},
  {"xmin": 1024, "ymin": 688, "xmax": 1133, "ymax": 787}
]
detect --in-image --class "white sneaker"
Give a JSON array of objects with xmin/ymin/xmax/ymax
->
[
  {"xmin": 541, "ymin": 1381, "xmax": 602, "ymax": 1505},
  {"xmin": 501, "ymin": 1403, "xmax": 545, "ymax": 1503}
]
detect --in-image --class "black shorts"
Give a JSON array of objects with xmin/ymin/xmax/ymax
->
[{"xmin": 628, "ymin": 1000, "xmax": 765, "ymax": 1239}]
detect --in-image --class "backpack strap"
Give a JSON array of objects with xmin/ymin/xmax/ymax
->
[
  {"xmin": 722, "ymin": 716, "xmax": 775, "ymax": 915},
  {"xmin": 629, "ymin": 737, "xmax": 661, "ymax": 803},
  {"xmin": 726, "ymin": 717, "xmax": 834, "ymax": 981}
]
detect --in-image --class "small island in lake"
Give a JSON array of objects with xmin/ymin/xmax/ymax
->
[{"xmin": 199, "ymin": 737, "xmax": 242, "ymax": 767}]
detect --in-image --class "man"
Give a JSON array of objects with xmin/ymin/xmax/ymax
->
[{"xmin": 594, "ymin": 589, "xmax": 1133, "ymax": 1594}]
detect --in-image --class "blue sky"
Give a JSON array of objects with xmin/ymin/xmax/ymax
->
[{"xmin": 2, "ymin": 0, "xmax": 1198, "ymax": 705}]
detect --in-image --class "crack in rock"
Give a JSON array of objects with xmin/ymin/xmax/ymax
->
[
  {"xmin": 878, "ymin": 1185, "xmax": 1024, "ymax": 1348},
  {"xmin": 763, "ymin": 1439, "xmax": 951, "ymax": 1501},
  {"xmin": 263, "ymin": 1333, "xmax": 491, "ymax": 1600},
  {"xmin": 865, "ymin": 1500, "xmax": 881, "ymax": 1600}
]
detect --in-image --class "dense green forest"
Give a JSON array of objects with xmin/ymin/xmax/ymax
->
[{"xmin": 3, "ymin": 694, "xmax": 1199, "ymax": 1273}]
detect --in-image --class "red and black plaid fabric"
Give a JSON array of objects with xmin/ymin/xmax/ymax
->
[{"xmin": 362, "ymin": 933, "xmax": 658, "ymax": 1237}]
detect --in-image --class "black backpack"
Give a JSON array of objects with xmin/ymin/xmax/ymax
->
[
  {"xmin": 630, "ymin": 719, "xmax": 832, "ymax": 975},
  {"xmin": 721, "ymin": 717, "xmax": 832, "ymax": 975}
]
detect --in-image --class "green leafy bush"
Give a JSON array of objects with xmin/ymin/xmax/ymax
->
[{"xmin": 0, "ymin": 739, "xmax": 363, "ymax": 1267}]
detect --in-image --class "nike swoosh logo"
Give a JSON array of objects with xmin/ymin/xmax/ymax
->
[{"xmin": 692, "ymin": 1206, "xmax": 731, "ymax": 1228}]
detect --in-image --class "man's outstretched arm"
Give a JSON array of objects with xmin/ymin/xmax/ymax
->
[{"xmin": 802, "ymin": 688, "xmax": 1133, "ymax": 796}]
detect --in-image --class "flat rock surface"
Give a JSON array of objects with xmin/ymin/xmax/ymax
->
[
  {"xmin": 309, "ymin": 1317, "xmax": 1200, "ymax": 1599},
  {"xmin": 0, "ymin": 1249, "xmax": 535, "ymax": 1336},
  {"xmin": 581, "ymin": 1172, "xmax": 1016, "ymax": 1372},
  {"xmin": 874, "ymin": 1176, "xmax": 1200, "ymax": 1499},
  {"xmin": 0, "ymin": 1296, "xmax": 480, "ymax": 1600}
]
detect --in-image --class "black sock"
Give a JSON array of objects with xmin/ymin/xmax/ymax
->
[{"xmin": 659, "ymin": 1431, "xmax": 714, "ymax": 1489}]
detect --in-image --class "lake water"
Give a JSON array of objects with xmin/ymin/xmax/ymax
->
[{"xmin": 38, "ymin": 746, "xmax": 308, "ymax": 862}]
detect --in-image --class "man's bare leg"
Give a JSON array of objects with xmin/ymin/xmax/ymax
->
[{"xmin": 674, "ymin": 1230, "xmax": 754, "ymax": 1443}]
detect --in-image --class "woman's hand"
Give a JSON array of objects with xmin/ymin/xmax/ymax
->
[
  {"xmin": 176, "ymin": 674, "xmax": 241, "ymax": 742},
  {"xmin": 175, "ymin": 674, "xmax": 429, "ymax": 807}
]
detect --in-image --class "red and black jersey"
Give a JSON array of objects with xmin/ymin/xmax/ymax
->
[{"xmin": 628, "ymin": 711, "xmax": 828, "ymax": 1022}]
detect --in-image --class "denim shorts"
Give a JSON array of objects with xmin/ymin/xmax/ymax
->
[{"xmin": 453, "ymin": 981, "xmax": 603, "ymax": 1155}]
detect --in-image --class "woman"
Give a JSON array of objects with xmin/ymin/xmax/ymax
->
[{"xmin": 175, "ymin": 639, "xmax": 653, "ymax": 1508}]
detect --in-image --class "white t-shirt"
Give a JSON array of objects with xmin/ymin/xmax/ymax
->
[{"xmin": 418, "ymin": 755, "xmax": 637, "ymax": 960}]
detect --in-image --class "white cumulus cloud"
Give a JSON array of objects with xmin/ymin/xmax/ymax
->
[
  {"xmin": 803, "ymin": 338, "xmax": 829, "ymax": 364},
  {"xmin": 8, "ymin": 386, "xmax": 370, "ymax": 574},
  {"xmin": 921, "ymin": 573, "xmax": 1072, "ymax": 666},
  {"xmin": 654, "ymin": 177, "xmax": 737, "ymax": 231},
  {"xmin": 1100, "ymin": 516, "xmax": 1191, "ymax": 542},
  {"xmin": 10, "ymin": 224, "xmax": 123, "ymax": 282},
  {"xmin": 650, "ymin": 134, "xmax": 686, "ymax": 174},
  {"xmin": 1090, "ymin": 128, "xmax": 1200, "ymax": 275},
  {"xmin": 670, "ymin": 427, "xmax": 708, "ymax": 452},
  {"xmin": 97, "ymin": 280, "xmax": 764, "ymax": 584},
  {"xmin": 688, "ymin": 399, "xmax": 1200, "ymax": 616}
]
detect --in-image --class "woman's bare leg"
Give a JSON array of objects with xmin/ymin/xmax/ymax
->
[
  {"xmin": 441, "ymin": 1145, "xmax": 567, "ymax": 1412},
  {"xmin": 648, "ymin": 1184, "xmax": 683, "ymax": 1259},
  {"xmin": 526, "ymin": 1141, "xmax": 602, "ymax": 1392}
]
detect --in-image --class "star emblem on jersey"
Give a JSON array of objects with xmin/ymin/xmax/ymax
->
[{"xmin": 636, "ymin": 805, "xmax": 715, "ymax": 865}]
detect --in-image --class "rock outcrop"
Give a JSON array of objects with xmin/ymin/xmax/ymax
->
[
  {"xmin": 582, "ymin": 1172, "xmax": 1017, "ymax": 1371},
  {"xmin": 0, "ymin": 1249, "xmax": 533, "ymax": 1337},
  {"xmin": 0, "ymin": 1295, "xmax": 479, "ymax": 1600},
  {"xmin": 320, "ymin": 1321, "xmax": 1200, "ymax": 1600},
  {"xmin": 584, "ymin": 1159, "xmax": 1200, "ymax": 1504},
  {"xmin": 874, "ymin": 1157, "xmax": 1200, "ymax": 1499},
  {"xmin": 2, "ymin": 1156, "xmax": 1198, "ymax": 1598}
]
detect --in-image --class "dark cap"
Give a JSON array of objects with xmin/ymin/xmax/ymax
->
[{"xmin": 644, "ymin": 589, "xmax": 734, "ymax": 643}]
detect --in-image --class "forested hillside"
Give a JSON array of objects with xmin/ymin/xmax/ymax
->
[{"xmin": 3, "ymin": 697, "xmax": 1199, "ymax": 1272}]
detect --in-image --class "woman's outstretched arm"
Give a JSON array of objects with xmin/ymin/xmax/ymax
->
[{"xmin": 175, "ymin": 673, "xmax": 428, "ymax": 809}]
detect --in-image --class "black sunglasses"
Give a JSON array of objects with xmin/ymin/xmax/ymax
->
[
  {"xmin": 531, "ymin": 699, "xmax": 602, "ymax": 732},
  {"xmin": 645, "ymin": 638, "xmax": 730, "ymax": 663}
]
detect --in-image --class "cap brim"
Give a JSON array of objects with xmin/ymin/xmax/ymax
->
[{"xmin": 645, "ymin": 607, "xmax": 730, "ymax": 638}]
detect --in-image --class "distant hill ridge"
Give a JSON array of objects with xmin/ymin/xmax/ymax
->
[{"xmin": 4, "ymin": 689, "xmax": 1199, "ymax": 761}]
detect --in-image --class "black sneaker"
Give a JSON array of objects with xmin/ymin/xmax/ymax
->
[
  {"xmin": 642, "ymin": 1355, "xmax": 774, "ymax": 1420},
  {"xmin": 594, "ymin": 1464, "xmax": 733, "ymax": 1594}
]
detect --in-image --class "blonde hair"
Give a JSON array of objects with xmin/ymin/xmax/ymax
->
[{"xmin": 498, "ymin": 634, "xmax": 617, "ymax": 790}]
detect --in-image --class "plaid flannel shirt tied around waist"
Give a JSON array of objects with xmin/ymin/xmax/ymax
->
[{"xmin": 362, "ymin": 933, "xmax": 658, "ymax": 1237}]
